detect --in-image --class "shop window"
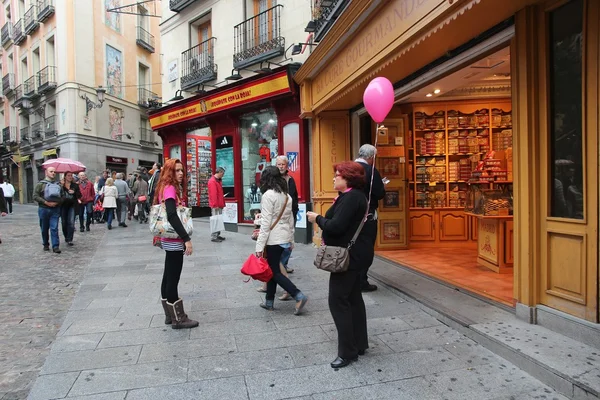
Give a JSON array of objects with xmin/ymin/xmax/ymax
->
[
  {"xmin": 240, "ymin": 109, "xmax": 278, "ymax": 222},
  {"xmin": 548, "ymin": 0, "xmax": 584, "ymax": 219}
]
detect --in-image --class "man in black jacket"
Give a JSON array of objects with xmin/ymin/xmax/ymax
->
[
  {"xmin": 276, "ymin": 155, "xmax": 299, "ymax": 274},
  {"xmin": 355, "ymin": 144, "xmax": 386, "ymax": 291}
]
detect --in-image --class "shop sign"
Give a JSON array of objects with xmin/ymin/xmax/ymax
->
[
  {"xmin": 312, "ymin": 0, "xmax": 444, "ymax": 104},
  {"xmin": 42, "ymin": 148, "xmax": 57, "ymax": 157},
  {"xmin": 223, "ymin": 202, "xmax": 238, "ymax": 223},
  {"xmin": 149, "ymin": 71, "xmax": 291, "ymax": 130},
  {"xmin": 106, "ymin": 156, "xmax": 127, "ymax": 165},
  {"xmin": 478, "ymin": 219, "xmax": 498, "ymax": 264},
  {"xmin": 168, "ymin": 59, "xmax": 178, "ymax": 82},
  {"xmin": 296, "ymin": 203, "xmax": 307, "ymax": 229},
  {"xmin": 19, "ymin": 155, "xmax": 30, "ymax": 162}
]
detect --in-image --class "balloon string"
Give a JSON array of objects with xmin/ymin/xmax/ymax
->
[{"xmin": 365, "ymin": 123, "xmax": 380, "ymax": 221}]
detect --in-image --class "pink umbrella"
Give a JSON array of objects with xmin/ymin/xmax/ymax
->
[{"xmin": 41, "ymin": 158, "xmax": 87, "ymax": 173}]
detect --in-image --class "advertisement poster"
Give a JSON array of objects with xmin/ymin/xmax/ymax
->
[
  {"xmin": 283, "ymin": 123, "xmax": 302, "ymax": 199},
  {"xmin": 296, "ymin": 203, "xmax": 307, "ymax": 229},
  {"xmin": 223, "ymin": 202, "xmax": 238, "ymax": 223},
  {"xmin": 185, "ymin": 134, "xmax": 212, "ymax": 207},
  {"xmin": 215, "ymin": 135, "xmax": 234, "ymax": 198}
]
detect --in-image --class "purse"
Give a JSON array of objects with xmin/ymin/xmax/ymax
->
[
  {"xmin": 149, "ymin": 202, "xmax": 193, "ymax": 239},
  {"xmin": 138, "ymin": 195, "xmax": 147, "ymax": 202},
  {"xmin": 314, "ymin": 212, "xmax": 367, "ymax": 273}
]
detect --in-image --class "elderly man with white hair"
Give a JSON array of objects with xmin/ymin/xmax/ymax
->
[
  {"xmin": 275, "ymin": 155, "xmax": 299, "ymax": 275},
  {"xmin": 355, "ymin": 144, "xmax": 386, "ymax": 292}
]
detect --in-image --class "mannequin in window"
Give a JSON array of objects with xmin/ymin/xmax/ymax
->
[{"xmin": 247, "ymin": 183, "xmax": 262, "ymax": 213}]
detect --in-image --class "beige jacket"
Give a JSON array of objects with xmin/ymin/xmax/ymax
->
[
  {"xmin": 101, "ymin": 185, "xmax": 118, "ymax": 208},
  {"xmin": 256, "ymin": 190, "xmax": 295, "ymax": 252}
]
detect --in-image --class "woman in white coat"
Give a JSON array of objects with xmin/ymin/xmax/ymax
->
[
  {"xmin": 101, "ymin": 178, "xmax": 118, "ymax": 230},
  {"xmin": 255, "ymin": 166, "xmax": 308, "ymax": 315}
]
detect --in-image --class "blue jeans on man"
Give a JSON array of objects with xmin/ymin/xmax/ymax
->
[{"xmin": 39, "ymin": 206, "xmax": 60, "ymax": 249}]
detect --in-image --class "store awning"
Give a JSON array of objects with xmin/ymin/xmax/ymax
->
[{"xmin": 42, "ymin": 148, "xmax": 57, "ymax": 157}]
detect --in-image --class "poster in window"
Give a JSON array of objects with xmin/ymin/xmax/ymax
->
[
  {"xmin": 383, "ymin": 189, "xmax": 400, "ymax": 209},
  {"xmin": 215, "ymin": 135, "xmax": 234, "ymax": 197}
]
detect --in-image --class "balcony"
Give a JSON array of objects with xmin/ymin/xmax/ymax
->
[
  {"xmin": 45, "ymin": 115, "xmax": 57, "ymax": 138},
  {"xmin": 312, "ymin": 0, "xmax": 349, "ymax": 42},
  {"xmin": 139, "ymin": 128, "xmax": 156, "ymax": 147},
  {"xmin": 24, "ymin": 5, "xmax": 39, "ymax": 35},
  {"xmin": 181, "ymin": 38, "xmax": 217, "ymax": 90},
  {"xmin": 1, "ymin": 22, "xmax": 12, "ymax": 47},
  {"xmin": 13, "ymin": 19, "xmax": 25, "ymax": 45},
  {"xmin": 13, "ymin": 85, "xmax": 24, "ymax": 107},
  {"xmin": 2, "ymin": 73, "xmax": 15, "ymax": 95},
  {"xmin": 233, "ymin": 5, "xmax": 284, "ymax": 70},
  {"xmin": 24, "ymin": 76, "xmax": 38, "ymax": 98},
  {"xmin": 20, "ymin": 126, "xmax": 30, "ymax": 145},
  {"xmin": 37, "ymin": 0, "xmax": 55, "ymax": 22},
  {"xmin": 138, "ymin": 88, "xmax": 159, "ymax": 108},
  {"xmin": 169, "ymin": 0, "xmax": 195, "ymax": 12},
  {"xmin": 2, "ymin": 127, "xmax": 17, "ymax": 144},
  {"xmin": 136, "ymin": 26, "xmax": 155, "ymax": 53},
  {"xmin": 37, "ymin": 66, "xmax": 57, "ymax": 94}
]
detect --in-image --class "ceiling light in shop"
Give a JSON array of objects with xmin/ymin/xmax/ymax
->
[
  {"xmin": 251, "ymin": 123, "xmax": 258, "ymax": 127},
  {"xmin": 434, "ymin": 89, "xmax": 441, "ymax": 94},
  {"xmin": 268, "ymin": 119, "xmax": 275, "ymax": 124},
  {"xmin": 426, "ymin": 93, "xmax": 433, "ymax": 97}
]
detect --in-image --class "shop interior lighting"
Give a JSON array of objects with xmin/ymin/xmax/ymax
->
[
  {"xmin": 426, "ymin": 93, "xmax": 433, "ymax": 97},
  {"xmin": 251, "ymin": 122, "xmax": 258, "ymax": 127},
  {"xmin": 268, "ymin": 119, "xmax": 275, "ymax": 124},
  {"xmin": 434, "ymin": 89, "xmax": 441, "ymax": 94}
]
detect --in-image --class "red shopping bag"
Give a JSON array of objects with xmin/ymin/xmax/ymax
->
[{"xmin": 241, "ymin": 254, "xmax": 273, "ymax": 282}]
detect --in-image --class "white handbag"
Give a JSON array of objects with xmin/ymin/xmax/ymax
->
[{"xmin": 210, "ymin": 214, "xmax": 225, "ymax": 233}]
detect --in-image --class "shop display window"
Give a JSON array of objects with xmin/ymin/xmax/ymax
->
[{"xmin": 240, "ymin": 109, "xmax": 278, "ymax": 222}]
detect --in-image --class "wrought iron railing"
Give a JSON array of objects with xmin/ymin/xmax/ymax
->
[
  {"xmin": 169, "ymin": 0, "xmax": 195, "ymax": 12},
  {"xmin": 37, "ymin": 0, "xmax": 55, "ymax": 22},
  {"xmin": 137, "ymin": 88, "xmax": 159, "ymax": 108},
  {"xmin": 13, "ymin": 19, "xmax": 25, "ymax": 45},
  {"xmin": 38, "ymin": 66, "xmax": 57, "ymax": 93},
  {"xmin": 233, "ymin": 4, "xmax": 284, "ymax": 69},
  {"xmin": 14, "ymin": 84, "xmax": 24, "ymax": 106},
  {"xmin": 313, "ymin": 0, "xmax": 349, "ymax": 42},
  {"xmin": 139, "ymin": 128, "xmax": 156, "ymax": 147},
  {"xmin": 24, "ymin": 5, "xmax": 39, "ymax": 34},
  {"xmin": 24, "ymin": 76, "xmax": 37, "ymax": 97},
  {"xmin": 2, "ymin": 73, "xmax": 15, "ymax": 94},
  {"xmin": 20, "ymin": 126, "xmax": 30, "ymax": 144},
  {"xmin": 45, "ymin": 115, "xmax": 57, "ymax": 138},
  {"xmin": 2, "ymin": 127, "xmax": 17, "ymax": 143},
  {"xmin": 31, "ymin": 121, "xmax": 43, "ymax": 142},
  {"xmin": 136, "ymin": 26, "xmax": 155, "ymax": 53},
  {"xmin": 181, "ymin": 37, "xmax": 217, "ymax": 90},
  {"xmin": 1, "ymin": 22, "xmax": 12, "ymax": 46}
]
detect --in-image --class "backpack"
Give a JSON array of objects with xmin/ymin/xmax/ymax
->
[{"xmin": 41, "ymin": 180, "xmax": 62, "ymax": 202}]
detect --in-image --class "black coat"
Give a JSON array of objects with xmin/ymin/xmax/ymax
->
[
  {"xmin": 0, "ymin": 187, "xmax": 6, "ymax": 214},
  {"xmin": 316, "ymin": 189, "xmax": 372, "ymax": 271},
  {"xmin": 357, "ymin": 161, "xmax": 385, "ymax": 214},
  {"xmin": 284, "ymin": 173, "xmax": 299, "ymax": 219}
]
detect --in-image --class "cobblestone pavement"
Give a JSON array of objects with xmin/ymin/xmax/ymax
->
[
  {"xmin": 3, "ymin": 205, "xmax": 569, "ymax": 399},
  {"xmin": 0, "ymin": 204, "xmax": 105, "ymax": 400}
]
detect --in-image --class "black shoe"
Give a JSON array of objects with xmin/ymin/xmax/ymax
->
[
  {"xmin": 330, "ymin": 356, "xmax": 357, "ymax": 369},
  {"xmin": 43, "ymin": 245, "xmax": 50, "ymax": 251},
  {"xmin": 217, "ymin": 235, "xmax": 226, "ymax": 241},
  {"xmin": 86, "ymin": 227, "xmax": 90, "ymax": 232},
  {"xmin": 120, "ymin": 223, "xmax": 128, "ymax": 227},
  {"xmin": 211, "ymin": 238, "xmax": 221, "ymax": 243},
  {"xmin": 358, "ymin": 349, "xmax": 366, "ymax": 356},
  {"xmin": 80, "ymin": 227, "xmax": 85, "ymax": 233},
  {"xmin": 361, "ymin": 284, "xmax": 378, "ymax": 292},
  {"xmin": 284, "ymin": 266, "xmax": 294, "ymax": 274},
  {"xmin": 53, "ymin": 247, "xmax": 61, "ymax": 254},
  {"xmin": 108, "ymin": 225, "xmax": 112, "ymax": 230},
  {"xmin": 67, "ymin": 242, "xmax": 74, "ymax": 246}
]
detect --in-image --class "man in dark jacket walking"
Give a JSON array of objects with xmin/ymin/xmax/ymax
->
[
  {"xmin": 355, "ymin": 144, "xmax": 386, "ymax": 291},
  {"xmin": 78, "ymin": 172, "xmax": 95, "ymax": 232},
  {"xmin": 33, "ymin": 167, "xmax": 64, "ymax": 253}
]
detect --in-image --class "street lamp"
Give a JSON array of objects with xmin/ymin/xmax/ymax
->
[{"xmin": 80, "ymin": 86, "xmax": 106, "ymax": 116}]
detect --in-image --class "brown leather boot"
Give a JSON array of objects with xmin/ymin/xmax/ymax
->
[
  {"xmin": 168, "ymin": 299, "xmax": 199, "ymax": 329},
  {"xmin": 161, "ymin": 298, "xmax": 172, "ymax": 325}
]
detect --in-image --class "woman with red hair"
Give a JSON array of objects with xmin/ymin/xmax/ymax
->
[
  {"xmin": 153, "ymin": 158, "xmax": 198, "ymax": 329},
  {"xmin": 307, "ymin": 161, "xmax": 369, "ymax": 369}
]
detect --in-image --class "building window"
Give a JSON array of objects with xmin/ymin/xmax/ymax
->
[
  {"xmin": 46, "ymin": 36, "xmax": 55, "ymax": 67},
  {"xmin": 240, "ymin": 109, "xmax": 278, "ymax": 221},
  {"xmin": 548, "ymin": 0, "xmax": 584, "ymax": 219}
]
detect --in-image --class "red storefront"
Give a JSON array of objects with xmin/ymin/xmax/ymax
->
[{"xmin": 149, "ymin": 66, "xmax": 311, "ymax": 242}]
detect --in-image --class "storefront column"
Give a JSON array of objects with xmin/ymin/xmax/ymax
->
[
  {"xmin": 311, "ymin": 111, "xmax": 351, "ymax": 244},
  {"xmin": 512, "ymin": 6, "xmax": 542, "ymax": 320}
]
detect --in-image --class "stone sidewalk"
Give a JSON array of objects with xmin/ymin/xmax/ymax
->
[{"xmin": 18, "ymin": 213, "xmax": 567, "ymax": 400}]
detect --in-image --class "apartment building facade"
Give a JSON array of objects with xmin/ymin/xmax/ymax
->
[
  {"xmin": 0, "ymin": 0, "xmax": 162, "ymax": 203},
  {"xmin": 151, "ymin": 0, "xmax": 314, "ymax": 241}
]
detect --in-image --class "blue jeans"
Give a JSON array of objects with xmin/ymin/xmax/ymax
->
[
  {"xmin": 280, "ymin": 246, "xmax": 292, "ymax": 267},
  {"xmin": 106, "ymin": 207, "xmax": 115, "ymax": 226},
  {"xmin": 39, "ymin": 207, "xmax": 60, "ymax": 248},
  {"xmin": 79, "ymin": 202, "xmax": 93, "ymax": 229},
  {"xmin": 61, "ymin": 205, "xmax": 76, "ymax": 242}
]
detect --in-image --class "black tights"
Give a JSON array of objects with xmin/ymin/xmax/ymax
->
[{"xmin": 161, "ymin": 250, "xmax": 184, "ymax": 303}]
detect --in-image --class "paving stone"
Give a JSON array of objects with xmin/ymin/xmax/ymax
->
[
  {"xmin": 245, "ymin": 364, "xmax": 364, "ymax": 400},
  {"xmin": 235, "ymin": 326, "xmax": 330, "ymax": 352},
  {"xmin": 40, "ymin": 345, "xmax": 141, "ymax": 375},
  {"xmin": 442, "ymin": 340, "xmax": 505, "ymax": 367},
  {"xmin": 26, "ymin": 371, "xmax": 80, "ymax": 400},
  {"xmin": 188, "ymin": 348, "xmax": 294, "ymax": 381},
  {"xmin": 188, "ymin": 317, "xmax": 277, "ymax": 339},
  {"xmin": 50, "ymin": 333, "xmax": 104, "ymax": 353},
  {"xmin": 138, "ymin": 335, "xmax": 236, "ymax": 363},
  {"xmin": 68, "ymin": 360, "xmax": 188, "ymax": 396},
  {"xmin": 377, "ymin": 325, "xmax": 466, "ymax": 353},
  {"xmin": 97, "ymin": 326, "xmax": 190, "ymax": 348},
  {"xmin": 400, "ymin": 312, "xmax": 444, "ymax": 329},
  {"xmin": 271, "ymin": 309, "xmax": 334, "ymax": 330},
  {"xmin": 311, "ymin": 376, "xmax": 441, "ymax": 400},
  {"xmin": 63, "ymin": 315, "xmax": 152, "ymax": 336},
  {"xmin": 50, "ymin": 393, "xmax": 128, "ymax": 400},
  {"xmin": 125, "ymin": 376, "xmax": 249, "ymax": 400}
]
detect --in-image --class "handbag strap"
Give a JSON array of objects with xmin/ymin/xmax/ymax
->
[
  {"xmin": 348, "ymin": 210, "xmax": 368, "ymax": 250},
  {"xmin": 269, "ymin": 195, "xmax": 289, "ymax": 230}
]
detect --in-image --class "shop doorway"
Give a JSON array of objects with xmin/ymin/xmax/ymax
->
[{"xmin": 374, "ymin": 46, "xmax": 515, "ymax": 307}]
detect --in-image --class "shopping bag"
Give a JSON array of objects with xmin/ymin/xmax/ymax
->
[
  {"xmin": 149, "ymin": 203, "xmax": 193, "ymax": 239},
  {"xmin": 210, "ymin": 214, "xmax": 225, "ymax": 233},
  {"xmin": 240, "ymin": 254, "xmax": 272, "ymax": 282}
]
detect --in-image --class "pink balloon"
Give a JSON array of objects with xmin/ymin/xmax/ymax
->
[{"xmin": 363, "ymin": 77, "xmax": 395, "ymax": 123}]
